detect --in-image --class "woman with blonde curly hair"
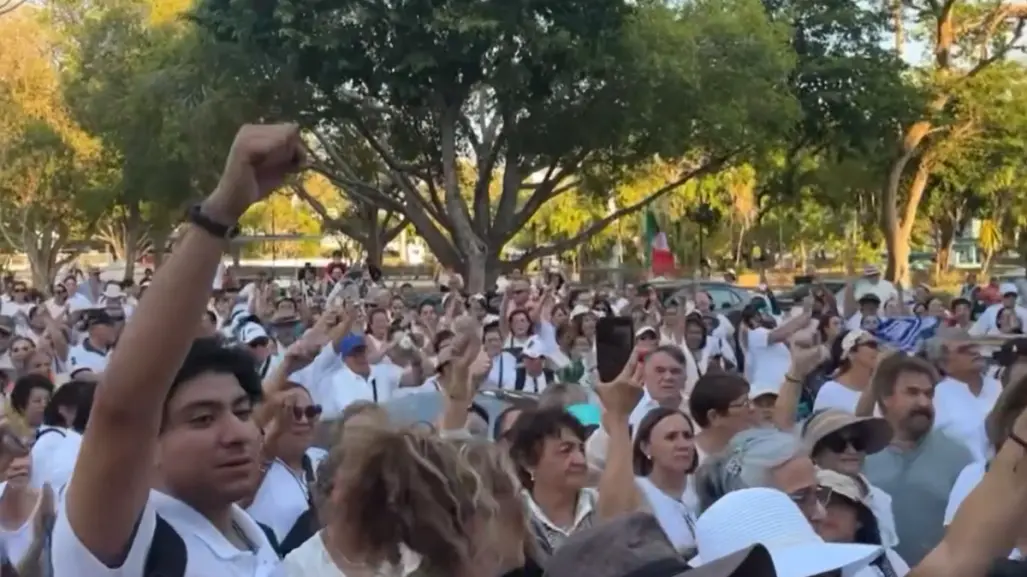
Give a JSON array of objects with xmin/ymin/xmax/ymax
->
[{"xmin": 277, "ymin": 424, "xmax": 527, "ymax": 577}]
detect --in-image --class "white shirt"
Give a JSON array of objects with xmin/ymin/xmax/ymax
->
[
  {"xmin": 836, "ymin": 280, "xmax": 898, "ymax": 308},
  {"xmin": 39, "ymin": 431, "xmax": 84, "ymax": 495},
  {"xmin": 813, "ymin": 380, "xmax": 882, "ymax": 417},
  {"xmin": 969, "ymin": 304, "xmax": 1027, "ymax": 336},
  {"xmin": 67, "ymin": 339, "xmax": 110, "ymax": 375},
  {"xmin": 273, "ymin": 532, "xmax": 421, "ymax": 577},
  {"xmin": 247, "ymin": 448, "xmax": 327, "ymax": 543},
  {"xmin": 944, "ymin": 461, "xmax": 1023, "ymax": 559},
  {"xmin": 635, "ymin": 477, "xmax": 698, "ymax": 553},
  {"xmin": 486, "ymin": 351, "xmax": 520, "ymax": 390},
  {"xmin": 852, "ymin": 549, "xmax": 910, "ymax": 577},
  {"xmin": 305, "ymin": 363, "xmax": 404, "ymax": 419},
  {"xmin": 933, "ymin": 375, "xmax": 1001, "ymax": 463},
  {"xmin": 30, "ymin": 426, "xmax": 80, "ymax": 489},
  {"xmin": 744, "ymin": 327, "xmax": 791, "ymax": 393},
  {"xmin": 51, "ymin": 489, "xmax": 281, "ymax": 577},
  {"xmin": 0, "ymin": 486, "xmax": 42, "ymax": 569}
]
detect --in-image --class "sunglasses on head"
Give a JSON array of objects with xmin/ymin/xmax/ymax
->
[
  {"xmin": 821, "ymin": 432, "xmax": 867, "ymax": 453},
  {"xmin": 292, "ymin": 404, "xmax": 323, "ymax": 421}
]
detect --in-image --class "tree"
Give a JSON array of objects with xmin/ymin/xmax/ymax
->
[
  {"xmin": 752, "ymin": 0, "xmax": 921, "ymax": 234},
  {"xmin": 923, "ymin": 62, "xmax": 1027, "ymax": 273},
  {"xmin": 0, "ymin": 0, "xmax": 28, "ymax": 17},
  {"xmin": 54, "ymin": 0, "xmax": 228, "ymax": 275},
  {"xmin": 194, "ymin": 0, "xmax": 799, "ymax": 290},
  {"xmin": 0, "ymin": 11, "xmax": 108, "ymax": 288},
  {"xmin": 290, "ymin": 173, "xmax": 409, "ymax": 267},
  {"xmin": 881, "ymin": 1, "xmax": 1027, "ymax": 284}
]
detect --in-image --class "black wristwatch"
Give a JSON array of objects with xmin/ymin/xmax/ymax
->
[{"xmin": 186, "ymin": 204, "xmax": 240, "ymax": 239}]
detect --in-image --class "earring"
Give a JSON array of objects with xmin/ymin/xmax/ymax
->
[{"xmin": 644, "ymin": 453, "xmax": 652, "ymax": 460}]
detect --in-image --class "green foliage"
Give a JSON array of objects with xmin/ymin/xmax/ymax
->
[{"xmin": 192, "ymin": 0, "xmax": 799, "ymax": 287}]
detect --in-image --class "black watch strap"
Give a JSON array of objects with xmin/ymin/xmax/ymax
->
[{"xmin": 186, "ymin": 204, "xmax": 240, "ymax": 239}]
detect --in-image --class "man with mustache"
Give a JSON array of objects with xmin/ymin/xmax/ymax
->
[{"xmin": 859, "ymin": 351, "xmax": 973, "ymax": 568}]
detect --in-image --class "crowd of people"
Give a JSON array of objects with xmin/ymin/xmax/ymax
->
[{"xmin": 0, "ymin": 124, "xmax": 1024, "ymax": 577}]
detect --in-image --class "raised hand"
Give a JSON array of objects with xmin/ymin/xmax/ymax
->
[
  {"xmin": 205, "ymin": 124, "xmax": 306, "ymax": 225},
  {"xmin": 596, "ymin": 350, "xmax": 645, "ymax": 419}
]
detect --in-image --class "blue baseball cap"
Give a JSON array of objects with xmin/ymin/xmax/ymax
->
[{"xmin": 337, "ymin": 333, "xmax": 367, "ymax": 357}]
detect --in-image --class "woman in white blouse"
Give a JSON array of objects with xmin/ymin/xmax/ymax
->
[
  {"xmin": 630, "ymin": 407, "xmax": 699, "ymax": 556},
  {"xmin": 813, "ymin": 329, "xmax": 880, "ymax": 414}
]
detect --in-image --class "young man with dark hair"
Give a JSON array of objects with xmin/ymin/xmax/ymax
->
[{"xmin": 51, "ymin": 124, "xmax": 304, "ymax": 577}]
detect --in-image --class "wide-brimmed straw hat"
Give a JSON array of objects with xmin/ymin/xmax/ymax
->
[{"xmin": 800, "ymin": 409, "xmax": 892, "ymax": 456}]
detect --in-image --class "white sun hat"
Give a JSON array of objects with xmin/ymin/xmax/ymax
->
[{"xmin": 692, "ymin": 488, "xmax": 881, "ymax": 577}]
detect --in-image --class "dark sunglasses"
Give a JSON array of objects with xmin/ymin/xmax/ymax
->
[
  {"xmin": 292, "ymin": 405, "xmax": 323, "ymax": 421},
  {"xmin": 821, "ymin": 433, "xmax": 867, "ymax": 453}
]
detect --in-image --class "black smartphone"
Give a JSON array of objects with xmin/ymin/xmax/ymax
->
[{"xmin": 596, "ymin": 317, "xmax": 635, "ymax": 383}]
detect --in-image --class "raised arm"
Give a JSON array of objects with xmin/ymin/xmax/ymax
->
[
  {"xmin": 910, "ymin": 405, "xmax": 1027, "ymax": 577},
  {"xmin": 63, "ymin": 124, "xmax": 303, "ymax": 564},
  {"xmin": 595, "ymin": 351, "xmax": 644, "ymax": 520}
]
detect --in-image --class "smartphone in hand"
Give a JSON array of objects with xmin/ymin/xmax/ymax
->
[{"xmin": 595, "ymin": 317, "xmax": 635, "ymax": 384}]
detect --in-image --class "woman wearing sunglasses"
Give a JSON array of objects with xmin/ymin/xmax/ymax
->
[
  {"xmin": 814, "ymin": 469, "xmax": 910, "ymax": 577},
  {"xmin": 814, "ymin": 329, "xmax": 881, "ymax": 415},
  {"xmin": 803, "ymin": 408, "xmax": 900, "ymax": 553},
  {"xmin": 244, "ymin": 386, "xmax": 327, "ymax": 556}
]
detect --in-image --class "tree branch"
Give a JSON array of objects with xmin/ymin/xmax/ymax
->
[
  {"xmin": 507, "ymin": 155, "xmax": 735, "ymax": 268},
  {"xmin": 288, "ymin": 183, "xmax": 368, "ymax": 242},
  {"xmin": 0, "ymin": 0, "xmax": 27, "ymax": 16}
]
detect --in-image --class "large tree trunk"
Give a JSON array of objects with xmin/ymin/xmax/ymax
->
[
  {"xmin": 934, "ymin": 219, "xmax": 956, "ymax": 276},
  {"xmin": 882, "ymin": 133, "xmax": 932, "ymax": 287}
]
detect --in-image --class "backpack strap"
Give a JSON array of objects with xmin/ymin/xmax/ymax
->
[
  {"xmin": 514, "ymin": 368, "xmax": 526, "ymax": 392},
  {"xmin": 256, "ymin": 522, "xmax": 282, "ymax": 559},
  {"xmin": 35, "ymin": 428, "xmax": 67, "ymax": 442},
  {"xmin": 145, "ymin": 515, "xmax": 187, "ymax": 577},
  {"xmin": 277, "ymin": 454, "xmax": 319, "ymax": 557}
]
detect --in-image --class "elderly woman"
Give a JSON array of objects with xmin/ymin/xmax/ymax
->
[
  {"xmin": 694, "ymin": 427, "xmax": 826, "ymax": 523},
  {"xmin": 800, "ymin": 408, "xmax": 899, "ymax": 549},
  {"xmin": 814, "ymin": 469, "xmax": 910, "ymax": 577}
]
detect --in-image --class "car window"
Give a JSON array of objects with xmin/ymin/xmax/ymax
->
[{"xmin": 705, "ymin": 286, "xmax": 740, "ymax": 310}]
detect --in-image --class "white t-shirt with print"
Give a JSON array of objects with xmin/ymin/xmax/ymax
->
[{"xmin": 51, "ymin": 489, "xmax": 281, "ymax": 577}]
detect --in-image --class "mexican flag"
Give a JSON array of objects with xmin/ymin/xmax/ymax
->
[{"xmin": 643, "ymin": 209, "xmax": 675, "ymax": 276}]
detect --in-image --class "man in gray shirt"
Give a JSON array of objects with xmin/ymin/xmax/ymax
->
[{"xmin": 861, "ymin": 353, "xmax": 973, "ymax": 566}]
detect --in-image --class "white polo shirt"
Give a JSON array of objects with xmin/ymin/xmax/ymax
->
[
  {"xmin": 67, "ymin": 339, "xmax": 110, "ymax": 376},
  {"xmin": 30, "ymin": 426, "xmax": 80, "ymax": 489},
  {"xmin": 305, "ymin": 363, "xmax": 403, "ymax": 419},
  {"xmin": 247, "ymin": 448, "xmax": 327, "ymax": 544},
  {"xmin": 51, "ymin": 489, "xmax": 280, "ymax": 577}
]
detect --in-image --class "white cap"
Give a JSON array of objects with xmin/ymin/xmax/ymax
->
[
  {"xmin": 635, "ymin": 325, "xmax": 658, "ymax": 339},
  {"xmin": 749, "ymin": 381, "xmax": 780, "ymax": 400},
  {"xmin": 103, "ymin": 284, "xmax": 123, "ymax": 300},
  {"xmin": 1000, "ymin": 282, "xmax": 1019, "ymax": 296},
  {"xmin": 522, "ymin": 338, "xmax": 547, "ymax": 359},
  {"xmin": 240, "ymin": 323, "xmax": 269, "ymax": 344}
]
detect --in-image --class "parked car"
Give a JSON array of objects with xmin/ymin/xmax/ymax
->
[
  {"xmin": 313, "ymin": 389, "xmax": 540, "ymax": 448},
  {"xmin": 775, "ymin": 279, "xmax": 848, "ymax": 311},
  {"xmin": 636, "ymin": 281, "xmax": 754, "ymax": 325}
]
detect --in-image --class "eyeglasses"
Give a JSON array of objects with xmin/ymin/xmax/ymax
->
[
  {"xmin": 855, "ymin": 340, "xmax": 878, "ymax": 351},
  {"xmin": 292, "ymin": 404, "xmax": 323, "ymax": 421},
  {"xmin": 820, "ymin": 433, "xmax": 867, "ymax": 453},
  {"xmin": 788, "ymin": 485, "xmax": 832, "ymax": 509},
  {"xmin": 728, "ymin": 397, "xmax": 752, "ymax": 410}
]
